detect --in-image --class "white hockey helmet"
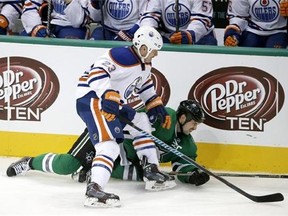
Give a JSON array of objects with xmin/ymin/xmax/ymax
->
[{"xmin": 132, "ymin": 26, "xmax": 163, "ymax": 61}]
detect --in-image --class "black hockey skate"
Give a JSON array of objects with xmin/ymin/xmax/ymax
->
[
  {"xmin": 84, "ymin": 182, "xmax": 121, "ymax": 208},
  {"xmin": 71, "ymin": 168, "xmax": 91, "ymax": 183},
  {"xmin": 142, "ymin": 156, "xmax": 176, "ymax": 191},
  {"xmin": 6, "ymin": 157, "xmax": 31, "ymax": 177}
]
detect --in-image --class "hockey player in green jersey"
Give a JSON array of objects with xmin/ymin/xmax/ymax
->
[{"xmin": 7, "ymin": 100, "xmax": 210, "ymax": 187}]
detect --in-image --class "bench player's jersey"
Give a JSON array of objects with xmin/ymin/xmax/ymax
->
[{"xmin": 227, "ymin": 0, "xmax": 287, "ymax": 36}]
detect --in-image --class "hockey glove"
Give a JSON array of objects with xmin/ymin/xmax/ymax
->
[
  {"xmin": 188, "ymin": 169, "xmax": 210, "ymax": 186},
  {"xmin": 0, "ymin": 14, "xmax": 8, "ymax": 35},
  {"xmin": 145, "ymin": 96, "xmax": 171, "ymax": 129},
  {"xmin": 169, "ymin": 30, "xmax": 195, "ymax": 44},
  {"xmin": 31, "ymin": 25, "xmax": 48, "ymax": 37},
  {"xmin": 119, "ymin": 104, "xmax": 136, "ymax": 127},
  {"xmin": 101, "ymin": 90, "xmax": 122, "ymax": 122},
  {"xmin": 91, "ymin": 0, "xmax": 106, "ymax": 9},
  {"xmin": 280, "ymin": 0, "xmax": 288, "ymax": 17},
  {"xmin": 224, "ymin": 25, "xmax": 241, "ymax": 47}
]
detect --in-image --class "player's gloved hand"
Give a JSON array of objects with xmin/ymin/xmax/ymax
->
[
  {"xmin": 101, "ymin": 90, "xmax": 122, "ymax": 122},
  {"xmin": 31, "ymin": 24, "xmax": 48, "ymax": 37},
  {"xmin": 145, "ymin": 95, "xmax": 171, "ymax": 129},
  {"xmin": 188, "ymin": 169, "xmax": 210, "ymax": 186},
  {"xmin": 119, "ymin": 104, "xmax": 136, "ymax": 121},
  {"xmin": 0, "ymin": 14, "xmax": 9, "ymax": 35},
  {"xmin": 280, "ymin": 0, "xmax": 288, "ymax": 17},
  {"xmin": 91, "ymin": 0, "xmax": 106, "ymax": 9},
  {"xmin": 169, "ymin": 30, "xmax": 195, "ymax": 44},
  {"xmin": 224, "ymin": 25, "xmax": 241, "ymax": 47}
]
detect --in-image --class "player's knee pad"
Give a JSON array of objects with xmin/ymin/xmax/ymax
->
[
  {"xmin": 0, "ymin": 14, "xmax": 9, "ymax": 35},
  {"xmin": 95, "ymin": 140, "xmax": 120, "ymax": 161}
]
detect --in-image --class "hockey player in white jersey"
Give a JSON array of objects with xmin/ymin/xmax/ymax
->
[
  {"xmin": 76, "ymin": 26, "xmax": 175, "ymax": 207},
  {"xmin": 140, "ymin": 0, "xmax": 217, "ymax": 45},
  {"xmin": 20, "ymin": 0, "xmax": 92, "ymax": 38},
  {"xmin": 224, "ymin": 0, "xmax": 288, "ymax": 48},
  {"xmin": 0, "ymin": 0, "xmax": 23, "ymax": 35},
  {"xmin": 88, "ymin": 0, "xmax": 145, "ymax": 41}
]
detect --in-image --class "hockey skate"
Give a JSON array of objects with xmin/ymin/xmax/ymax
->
[
  {"xmin": 84, "ymin": 182, "xmax": 121, "ymax": 208},
  {"xmin": 142, "ymin": 157, "xmax": 176, "ymax": 191},
  {"xmin": 6, "ymin": 157, "xmax": 31, "ymax": 177},
  {"xmin": 71, "ymin": 168, "xmax": 91, "ymax": 183}
]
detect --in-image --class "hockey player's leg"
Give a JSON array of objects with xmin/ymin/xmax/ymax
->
[
  {"xmin": 84, "ymin": 140, "xmax": 121, "ymax": 208},
  {"xmin": 32, "ymin": 153, "xmax": 82, "ymax": 174},
  {"xmin": 141, "ymin": 156, "xmax": 176, "ymax": 191},
  {"xmin": 126, "ymin": 113, "xmax": 176, "ymax": 191}
]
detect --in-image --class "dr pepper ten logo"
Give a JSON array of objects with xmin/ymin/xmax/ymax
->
[
  {"xmin": 189, "ymin": 66, "xmax": 285, "ymax": 131},
  {"xmin": 0, "ymin": 56, "xmax": 60, "ymax": 121}
]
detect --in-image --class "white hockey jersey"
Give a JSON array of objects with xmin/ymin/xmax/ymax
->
[
  {"xmin": 76, "ymin": 46, "xmax": 156, "ymax": 105},
  {"xmin": 140, "ymin": 0, "xmax": 215, "ymax": 43},
  {"xmin": 227, "ymin": 0, "xmax": 287, "ymax": 36},
  {"xmin": 22, "ymin": 0, "xmax": 92, "ymax": 33},
  {"xmin": 89, "ymin": 0, "xmax": 148, "ymax": 32},
  {"xmin": 0, "ymin": 0, "xmax": 22, "ymax": 30}
]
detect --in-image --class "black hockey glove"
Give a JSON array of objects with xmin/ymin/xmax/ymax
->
[
  {"xmin": 188, "ymin": 169, "xmax": 210, "ymax": 186},
  {"xmin": 145, "ymin": 95, "xmax": 171, "ymax": 129},
  {"xmin": 119, "ymin": 105, "xmax": 136, "ymax": 128}
]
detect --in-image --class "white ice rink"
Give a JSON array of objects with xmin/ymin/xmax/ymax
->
[{"xmin": 0, "ymin": 156, "xmax": 287, "ymax": 216}]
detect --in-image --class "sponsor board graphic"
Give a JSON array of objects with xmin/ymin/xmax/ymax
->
[
  {"xmin": 0, "ymin": 56, "xmax": 60, "ymax": 121},
  {"xmin": 189, "ymin": 66, "xmax": 285, "ymax": 131},
  {"xmin": 127, "ymin": 67, "xmax": 170, "ymax": 109}
]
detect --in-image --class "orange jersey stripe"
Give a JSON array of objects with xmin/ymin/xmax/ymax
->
[
  {"xmin": 93, "ymin": 157, "xmax": 113, "ymax": 168},
  {"xmin": 92, "ymin": 99, "xmax": 111, "ymax": 141},
  {"xmin": 133, "ymin": 139, "xmax": 153, "ymax": 147}
]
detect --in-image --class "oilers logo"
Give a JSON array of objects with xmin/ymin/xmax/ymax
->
[
  {"xmin": 53, "ymin": 0, "xmax": 66, "ymax": 15},
  {"xmin": 124, "ymin": 77, "xmax": 142, "ymax": 101},
  {"xmin": 106, "ymin": 0, "xmax": 133, "ymax": 20},
  {"xmin": 165, "ymin": 3, "xmax": 190, "ymax": 28},
  {"xmin": 252, "ymin": 0, "xmax": 278, "ymax": 22}
]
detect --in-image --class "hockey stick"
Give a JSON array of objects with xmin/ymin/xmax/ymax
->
[
  {"xmin": 46, "ymin": 0, "xmax": 52, "ymax": 37},
  {"xmin": 175, "ymin": 0, "xmax": 180, "ymax": 32},
  {"xmin": 100, "ymin": 0, "xmax": 106, "ymax": 40},
  {"xmin": 118, "ymin": 116, "xmax": 284, "ymax": 203},
  {"xmin": 168, "ymin": 171, "xmax": 288, "ymax": 178}
]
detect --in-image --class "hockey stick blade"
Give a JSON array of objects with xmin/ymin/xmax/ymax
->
[{"xmin": 119, "ymin": 116, "xmax": 284, "ymax": 203}]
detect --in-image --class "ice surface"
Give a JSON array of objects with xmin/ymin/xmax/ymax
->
[{"xmin": 0, "ymin": 157, "xmax": 287, "ymax": 216}]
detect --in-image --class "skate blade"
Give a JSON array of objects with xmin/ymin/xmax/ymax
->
[
  {"xmin": 84, "ymin": 197, "xmax": 121, "ymax": 208},
  {"xmin": 144, "ymin": 179, "xmax": 177, "ymax": 191}
]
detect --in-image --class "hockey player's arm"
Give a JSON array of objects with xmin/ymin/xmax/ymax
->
[
  {"xmin": 22, "ymin": 0, "xmax": 47, "ymax": 37},
  {"xmin": 170, "ymin": 0, "xmax": 214, "ymax": 44},
  {"xmin": 139, "ymin": 76, "xmax": 171, "ymax": 129},
  {"xmin": 167, "ymin": 134, "xmax": 209, "ymax": 186},
  {"xmin": 64, "ymin": 0, "xmax": 90, "ymax": 28},
  {"xmin": 139, "ymin": 0, "xmax": 161, "ymax": 28},
  {"xmin": 224, "ymin": 0, "xmax": 249, "ymax": 46}
]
